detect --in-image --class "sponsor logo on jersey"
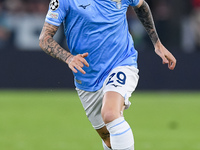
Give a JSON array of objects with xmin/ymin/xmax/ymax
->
[
  {"xmin": 50, "ymin": 0, "xmax": 59, "ymax": 11},
  {"xmin": 47, "ymin": 10, "xmax": 59, "ymax": 19},
  {"xmin": 79, "ymin": 4, "xmax": 91, "ymax": 9}
]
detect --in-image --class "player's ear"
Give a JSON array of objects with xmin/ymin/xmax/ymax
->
[{"xmin": 134, "ymin": 0, "xmax": 144, "ymax": 8}]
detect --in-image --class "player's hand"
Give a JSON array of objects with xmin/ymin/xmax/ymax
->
[
  {"xmin": 67, "ymin": 52, "xmax": 89, "ymax": 74},
  {"xmin": 154, "ymin": 41, "xmax": 176, "ymax": 70}
]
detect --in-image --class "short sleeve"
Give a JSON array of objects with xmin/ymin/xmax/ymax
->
[
  {"xmin": 129, "ymin": 0, "xmax": 140, "ymax": 7},
  {"xmin": 45, "ymin": 0, "xmax": 68, "ymax": 26}
]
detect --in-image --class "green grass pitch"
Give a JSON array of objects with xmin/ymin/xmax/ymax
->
[{"xmin": 0, "ymin": 90, "xmax": 199, "ymax": 150}]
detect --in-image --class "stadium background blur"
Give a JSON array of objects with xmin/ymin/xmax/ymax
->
[{"xmin": 0, "ymin": 1, "xmax": 200, "ymax": 150}]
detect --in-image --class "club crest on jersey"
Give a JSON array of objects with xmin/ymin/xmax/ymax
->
[
  {"xmin": 112, "ymin": 0, "xmax": 122, "ymax": 9},
  {"xmin": 50, "ymin": 0, "xmax": 59, "ymax": 11}
]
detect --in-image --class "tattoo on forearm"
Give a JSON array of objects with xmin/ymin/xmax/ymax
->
[
  {"xmin": 134, "ymin": 1, "xmax": 159, "ymax": 45},
  {"xmin": 39, "ymin": 22, "xmax": 72, "ymax": 63}
]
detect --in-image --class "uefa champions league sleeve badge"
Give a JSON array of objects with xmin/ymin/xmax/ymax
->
[
  {"xmin": 50, "ymin": 0, "xmax": 59, "ymax": 11},
  {"xmin": 112, "ymin": 0, "xmax": 122, "ymax": 9}
]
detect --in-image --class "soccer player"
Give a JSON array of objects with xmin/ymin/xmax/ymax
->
[{"xmin": 39, "ymin": 0, "xmax": 176, "ymax": 149}]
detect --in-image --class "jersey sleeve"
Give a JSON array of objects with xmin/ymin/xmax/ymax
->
[
  {"xmin": 45, "ymin": 0, "xmax": 68, "ymax": 26},
  {"xmin": 129, "ymin": 0, "xmax": 140, "ymax": 7}
]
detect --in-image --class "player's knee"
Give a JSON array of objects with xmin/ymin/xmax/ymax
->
[{"xmin": 101, "ymin": 110, "xmax": 118, "ymax": 124}]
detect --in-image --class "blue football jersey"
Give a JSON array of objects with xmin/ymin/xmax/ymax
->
[{"xmin": 45, "ymin": 0, "xmax": 140, "ymax": 91}]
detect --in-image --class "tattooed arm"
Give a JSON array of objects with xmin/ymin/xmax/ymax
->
[
  {"xmin": 39, "ymin": 22, "xmax": 89, "ymax": 74},
  {"xmin": 133, "ymin": 0, "xmax": 176, "ymax": 70},
  {"xmin": 39, "ymin": 22, "xmax": 73, "ymax": 63}
]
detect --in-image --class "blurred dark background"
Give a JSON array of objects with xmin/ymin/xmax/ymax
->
[{"xmin": 0, "ymin": 0, "xmax": 200, "ymax": 90}]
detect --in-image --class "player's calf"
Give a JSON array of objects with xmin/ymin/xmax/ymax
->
[{"xmin": 96, "ymin": 126, "xmax": 111, "ymax": 149}]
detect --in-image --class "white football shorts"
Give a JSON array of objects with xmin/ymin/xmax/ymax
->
[{"xmin": 76, "ymin": 66, "xmax": 139, "ymax": 129}]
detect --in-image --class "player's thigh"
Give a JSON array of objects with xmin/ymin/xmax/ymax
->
[{"xmin": 101, "ymin": 91, "xmax": 125, "ymax": 123}]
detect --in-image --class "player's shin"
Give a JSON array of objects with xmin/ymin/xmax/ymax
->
[{"xmin": 106, "ymin": 117, "xmax": 134, "ymax": 150}]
